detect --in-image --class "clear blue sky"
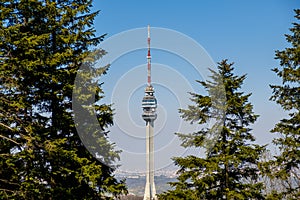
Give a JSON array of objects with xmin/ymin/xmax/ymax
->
[{"xmin": 91, "ymin": 1, "xmax": 299, "ymax": 172}]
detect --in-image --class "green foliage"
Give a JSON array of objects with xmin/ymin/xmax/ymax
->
[
  {"xmin": 159, "ymin": 60, "xmax": 266, "ymax": 199},
  {"xmin": 262, "ymin": 9, "xmax": 300, "ymax": 200},
  {"xmin": 0, "ymin": 0, "xmax": 126, "ymax": 199}
]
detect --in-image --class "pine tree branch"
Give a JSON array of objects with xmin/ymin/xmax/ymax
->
[
  {"xmin": 0, "ymin": 188, "xmax": 16, "ymax": 193},
  {"xmin": 0, "ymin": 122, "xmax": 13, "ymax": 131},
  {"xmin": 0, "ymin": 179, "xmax": 19, "ymax": 186},
  {"xmin": 0, "ymin": 123, "xmax": 20, "ymax": 145},
  {"xmin": 0, "ymin": 133, "xmax": 19, "ymax": 145}
]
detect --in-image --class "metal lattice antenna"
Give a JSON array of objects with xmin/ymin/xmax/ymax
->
[{"xmin": 147, "ymin": 25, "xmax": 151, "ymax": 86}]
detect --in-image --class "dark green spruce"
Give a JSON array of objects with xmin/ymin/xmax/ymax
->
[
  {"xmin": 0, "ymin": 0, "xmax": 126, "ymax": 199},
  {"xmin": 262, "ymin": 9, "xmax": 300, "ymax": 200},
  {"xmin": 159, "ymin": 60, "xmax": 266, "ymax": 199}
]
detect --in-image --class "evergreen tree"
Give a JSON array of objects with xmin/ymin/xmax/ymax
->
[
  {"xmin": 0, "ymin": 0, "xmax": 126, "ymax": 199},
  {"xmin": 263, "ymin": 9, "xmax": 300, "ymax": 199},
  {"xmin": 159, "ymin": 60, "xmax": 266, "ymax": 199}
]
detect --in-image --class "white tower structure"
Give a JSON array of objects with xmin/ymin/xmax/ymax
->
[{"xmin": 142, "ymin": 25, "xmax": 157, "ymax": 200}]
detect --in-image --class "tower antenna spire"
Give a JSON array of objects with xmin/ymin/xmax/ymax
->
[{"xmin": 147, "ymin": 25, "xmax": 151, "ymax": 86}]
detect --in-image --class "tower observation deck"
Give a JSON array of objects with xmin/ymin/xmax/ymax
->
[
  {"xmin": 142, "ymin": 25, "xmax": 157, "ymax": 200},
  {"xmin": 142, "ymin": 86, "xmax": 157, "ymax": 121}
]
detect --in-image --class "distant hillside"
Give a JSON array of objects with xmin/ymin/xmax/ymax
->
[{"xmin": 122, "ymin": 175, "xmax": 176, "ymax": 197}]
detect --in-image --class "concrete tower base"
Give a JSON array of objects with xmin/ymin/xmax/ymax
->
[{"xmin": 143, "ymin": 121, "xmax": 157, "ymax": 200}]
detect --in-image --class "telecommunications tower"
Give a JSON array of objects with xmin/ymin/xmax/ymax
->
[{"xmin": 142, "ymin": 25, "xmax": 157, "ymax": 200}]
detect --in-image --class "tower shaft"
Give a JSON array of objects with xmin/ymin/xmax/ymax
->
[{"xmin": 144, "ymin": 121, "xmax": 156, "ymax": 200}]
